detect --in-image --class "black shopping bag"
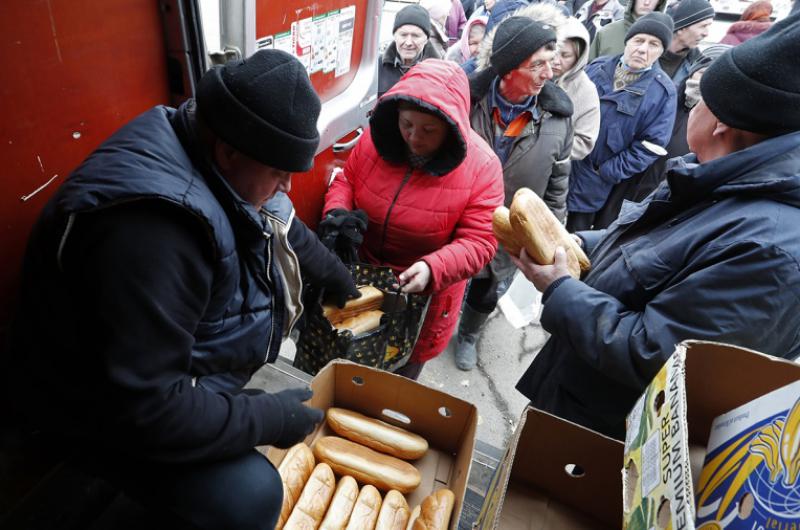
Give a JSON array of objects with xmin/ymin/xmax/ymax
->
[{"xmin": 294, "ymin": 263, "xmax": 430, "ymax": 375}]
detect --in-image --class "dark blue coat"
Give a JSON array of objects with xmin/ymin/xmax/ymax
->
[
  {"xmin": 518, "ymin": 130, "xmax": 800, "ymax": 439},
  {"xmin": 567, "ymin": 55, "xmax": 676, "ymax": 213}
]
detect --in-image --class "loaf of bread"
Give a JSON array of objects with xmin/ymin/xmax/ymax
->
[
  {"xmin": 375, "ymin": 490, "xmax": 411, "ymax": 530},
  {"xmin": 334, "ymin": 310, "xmax": 384, "ymax": 335},
  {"xmin": 344, "ymin": 485, "xmax": 382, "ymax": 530},
  {"xmin": 284, "ymin": 463, "xmax": 336, "ymax": 530},
  {"xmin": 326, "ymin": 408, "xmax": 428, "ymax": 460},
  {"xmin": 405, "ymin": 505, "xmax": 421, "ymax": 530},
  {"xmin": 319, "ymin": 476, "xmax": 359, "ymax": 530},
  {"xmin": 411, "ymin": 489, "xmax": 455, "ymax": 530},
  {"xmin": 491, "ymin": 206, "xmax": 523, "ymax": 257},
  {"xmin": 276, "ymin": 443, "xmax": 316, "ymax": 530},
  {"xmin": 504, "ymin": 188, "xmax": 591, "ymax": 279},
  {"xmin": 323, "ymin": 286, "xmax": 384, "ymax": 323},
  {"xmin": 313, "ymin": 436, "xmax": 422, "ymax": 493}
]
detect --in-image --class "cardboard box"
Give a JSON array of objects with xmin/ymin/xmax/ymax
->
[
  {"xmin": 475, "ymin": 407, "xmax": 624, "ymax": 529},
  {"xmin": 695, "ymin": 379, "xmax": 800, "ymax": 528},
  {"xmin": 266, "ymin": 360, "xmax": 478, "ymax": 529},
  {"xmin": 624, "ymin": 340, "xmax": 800, "ymax": 530}
]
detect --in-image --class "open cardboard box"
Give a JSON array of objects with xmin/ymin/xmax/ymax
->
[
  {"xmin": 265, "ymin": 360, "xmax": 478, "ymax": 529},
  {"xmin": 476, "ymin": 406, "xmax": 624, "ymax": 529},
  {"xmin": 624, "ymin": 340, "xmax": 800, "ymax": 529}
]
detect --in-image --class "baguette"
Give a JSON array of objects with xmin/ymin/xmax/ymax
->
[
  {"xmin": 326, "ymin": 408, "xmax": 428, "ymax": 460},
  {"xmin": 411, "ymin": 489, "xmax": 455, "ymax": 530},
  {"xmin": 276, "ymin": 443, "xmax": 316, "ymax": 530},
  {"xmin": 405, "ymin": 506, "xmax": 421, "ymax": 530},
  {"xmin": 313, "ymin": 436, "xmax": 422, "ymax": 493},
  {"xmin": 491, "ymin": 206, "xmax": 523, "ymax": 257},
  {"xmin": 319, "ymin": 476, "xmax": 359, "ymax": 530},
  {"xmin": 345, "ymin": 485, "xmax": 382, "ymax": 530},
  {"xmin": 323, "ymin": 286, "xmax": 384, "ymax": 323},
  {"xmin": 334, "ymin": 310, "xmax": 384, "ymax": 335},
  {"xmin": 508, "ymin": 188, "xmax": 590, "ymax": 278},
  {"xmin": 284, "ymin": 463, "xmax": 336, "ymax": 530},
  {"xmin": 375, "ymin": 490, "xmax": 410, "ymax": 530}
]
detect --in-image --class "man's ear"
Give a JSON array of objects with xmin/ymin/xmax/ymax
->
[
  {"xmin": 712, "ymin": 120, "xmax": 730, "ymax": 137},
  {"xmin": 213, "ymin": 139, "xmax": 237, "ymax": 171}
]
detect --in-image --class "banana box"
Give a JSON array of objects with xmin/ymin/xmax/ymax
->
[
  {"xmin": 622, "ymin": 348, "xmax": 696, "ymax": 530},
  {"xmin": 694, "ymin": 380, "xmax": 800, "ymax": 529}
]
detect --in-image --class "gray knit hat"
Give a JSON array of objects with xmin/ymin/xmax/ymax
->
[
  {"xmin": 670, "ymin": 0, "xmax": 715, "ymax": 31},
  {"xmin": 393, "ymin": 5, "xmax": 432, "ymax": 37}
]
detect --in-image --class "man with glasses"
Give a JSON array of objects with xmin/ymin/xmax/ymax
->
[
  {"xmin": 379, "ymin": 4, "xmax": 443, "ymax": 97},
  {"xmin": 454, "ymin": 16, "xmax": 574, "ymax": 371},
  {"xmin": 567, "ymin": 12, "xmax": 676, "ymax": 231}
]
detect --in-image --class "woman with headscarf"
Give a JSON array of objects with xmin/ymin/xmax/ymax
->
[
  {"xmin": 720, "ymin": 1, "xmax": 773, "ymax": 45},
  {"xmin": 445, "ymin": 15, "xmax": 488, "ymax": 64},
  {"xmin": 322, "ymin": 60, "xmax": 504, "ymax": 380}
]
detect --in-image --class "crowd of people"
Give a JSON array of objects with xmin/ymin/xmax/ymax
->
[{"xmin": 4, "ymin": 0, "xmax": 799, "ymax": 527}]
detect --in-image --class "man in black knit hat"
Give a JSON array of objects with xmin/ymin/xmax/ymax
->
[
  {"xmin": 7, "ymin": 50, "xmax": 358, "ymax": 529},
  {"xmin": 454, "ymin": 16, "xmax": 574, "ymax": 371},
  {"xmin": 379, "ymin": 4, "xmax": 443, "ymax": 97},
  {"xmin": 659, "ymin": 0, "xmax": 715, "ymax": 84},
  {"xmin": 512, "ymin": 11, "xmax": 800, "ymax": 440}
]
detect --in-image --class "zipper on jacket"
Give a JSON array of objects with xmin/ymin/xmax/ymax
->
[
  {"xmin": 262, "ymin": 231, "xmax": 276, "ymax": 362},
  {"xmin": 379, "ymin": 166, "xmax": 414, "ymax": 262}
]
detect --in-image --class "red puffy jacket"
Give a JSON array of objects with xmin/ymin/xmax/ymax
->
[{"xmin": 324, "ymin": 59, "xmax": 504, "ymax": 362}]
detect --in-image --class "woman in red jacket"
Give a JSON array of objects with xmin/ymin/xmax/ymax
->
[{"xmin": 323, "ymin": 59, "xmax": 504, "ymax": 379}]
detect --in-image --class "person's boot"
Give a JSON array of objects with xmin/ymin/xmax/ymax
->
[{"xmin": 454, "ymin": 305, "xmax": 491, "ymax": 371}]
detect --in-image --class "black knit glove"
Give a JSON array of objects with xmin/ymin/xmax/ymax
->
[
  {"xmin": 317, "ymin": 209, "xmax": 368, "ymax": 264},
  {"xmin": 271, "ymin": 387, "xmax": 324, "ymax": 449}
]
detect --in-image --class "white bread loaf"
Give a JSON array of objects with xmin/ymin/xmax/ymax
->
[
  {"xmin": 375, "ymin": 490, "xmax": 411, "ymax": 530},
  {"xmin": 326, "ymin": 408, "xmax": 428, "ymax": 460},
  {"xmin": 284, "ymin": 463, "xmax": 336, "ymax": 530},
  {"xmin": 313, "ymin": 436, "xmax": 421, "ymax": 493},
  {"xmin": 411, "ymin": 489, "xmax": 454, "ymax": 530},
  {"xmin": 319, "ymin": 476, "xmax": 359, "ymax": 530},
  {"xmin": 276, "ymin": 443, "xmax": 315, "ymax": 530},
  {"xmin": 345, "ymin": 485, "xmax": 382, "ymax": 530}
]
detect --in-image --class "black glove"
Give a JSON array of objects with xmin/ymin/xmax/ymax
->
[
  {"xmin": 271, "ymin": 387, "xmax": 324, "ymax": 449},
  {"xmin": 331, "ymin": 276, "xmax": 361, "ymax": 309},
  {"xmin": 317, "ymin": 209, "xmax": 368, "ymax": 264}
]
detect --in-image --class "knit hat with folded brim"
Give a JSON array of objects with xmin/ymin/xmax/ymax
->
[
  {"xmin": 393, "ymin": 4, "xmax": 432, "ymax": 37},
  {"xmin": 490, "ymin": 16, "xmax": 557, "ymax": 78},
  {"xmin": 625, "ymin": 12, "xmax": 674, "ymax": 50},
  {"xmin": 669, "ymin": 0, "xmax": 715, "ymax": 31},
  {"xmin": 196, "ymin": 49, "xmax": 321, "ymax": 172},
  {"xmin": 700, "ymin": 10, "xmax": 800, "ymax": 136}
]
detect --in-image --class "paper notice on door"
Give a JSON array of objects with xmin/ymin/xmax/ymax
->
[
  {"xmin": 294, "ymin": 18, "xmax": 312, "ymax": 69},
  {"xmin": 256, "ymin": 35, "xmax": 274, "ymax": 50},
  {"xmin": 274, "ymin": 30, "xmax": 292, "ymax": 55},
  {"xmin": 310, "ymin": 10, "xmax": 340, "ymax": 74},
  {"xmin": 335, "ymin": 6, "xmax": 355, "ymax": 77}
]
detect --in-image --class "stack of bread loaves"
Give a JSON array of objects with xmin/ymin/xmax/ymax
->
[
  {"xmin": 493, "ymin": 188, "xmax": 591, "ymax": 279},
  {"xmin": 323, "ymin": 286, "xmax": 385, "ymax": 336},
  {"xmin": 276, "ymin": 408, "xmax": 456, "ymax": 530}
]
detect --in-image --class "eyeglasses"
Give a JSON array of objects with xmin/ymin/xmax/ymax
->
[{"xmin": 521, "ymin": 60, "xmax": 551, "ymax": 75}]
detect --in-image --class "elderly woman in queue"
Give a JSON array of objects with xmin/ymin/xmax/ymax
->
[{"xmin": 323, "ymin": 59, "xmax": 504, "ymax": 379}]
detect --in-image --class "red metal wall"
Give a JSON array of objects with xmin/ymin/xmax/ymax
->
[{"xmin": 0, "ymin": 0, "xmax": 171, "ymax": 335}]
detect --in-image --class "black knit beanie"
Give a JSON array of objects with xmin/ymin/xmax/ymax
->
[
  {"xmin": 195, "ymin": 49, "xmax": 321, "ymax": 173},
  {"xmin": 490, "ymin": 16, "xmax": 557, "ymax": 79},
  {"xmin": 670, "ymin": 0, "xmax": 715, "ymax": 31},
  {"xmin": 393, "ymin": 5, "xmax": 431, "ymax": 37},
  {"xmin": 700, "ymin": 10, "xmax": 800, "ymax": 136},
  {"xmin": 625, "ymin": 12, "xmax": 674, "ymax": 50}
]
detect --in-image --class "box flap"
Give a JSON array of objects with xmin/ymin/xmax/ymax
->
[
  {"xmin": 501, "ymin": 407, "xmax": 623, "ymax": 528},
  {"xmin": 681, "ymin": 341, "xmax": 800, "ymax": 443}
]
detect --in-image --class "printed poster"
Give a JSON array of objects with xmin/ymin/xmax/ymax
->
[{"xmin": 335, "ymin": 6, "xmax": 355, "ymax": 77}]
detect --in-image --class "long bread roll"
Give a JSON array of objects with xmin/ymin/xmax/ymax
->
[
  {"xmin": 405, "ymin": 506, "xmax": 421, "ymax": 530},
  {"xmin": 334, "ymin": 310, "xmax": 384, "ymax": 335},
  {"xmin": 345, "ymin": 485, "xmax": 382, "ymax": 530},
  {"xmin": 411, "ymin": 489, "xmax": 455, "ymax": 530},
  {"xmin": 284, "ymin": 463, "xmax": 336, "ymax": 530},
  {"xmin": 491, "ymin": 206, "xmax": 523, "ymax": 257},
  {"xmin": 375, "ymin": 490, "xmax": 411, "ymax": 530},
  {"xmin": 319, "ymin": 476, "xmax": 359, "ymax": 530},
  {"xmin": 276, "ymin": 443, "xmax": 316, "ymax": 530},
  {"xmin": 313, "ymin": 436, "xmax": 421, "ymax": 493},
  {"xmin": 323, "ymin": 286, "xmax": 384, "ymax": 323},
  {"xmin": 326, "ymin": 408, "xmax": 428, "ymax": 460},
  {"xmin": 507, "ymin": 188, "xmax": 591, "ymax": 278}
]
